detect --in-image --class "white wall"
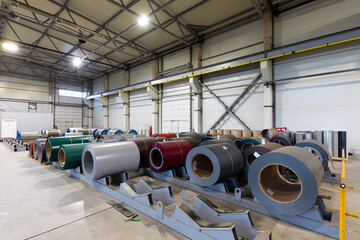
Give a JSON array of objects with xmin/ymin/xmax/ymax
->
[
  {"xmin": 130, "ymin": 89, "xmax": 152, "ymax": 131},
  {"xmin": 0, "ymin": 75, "xmax": 89, "ymax": 134}
]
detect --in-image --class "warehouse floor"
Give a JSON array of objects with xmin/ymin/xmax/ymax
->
[{"xmin": 0, "ymin": 143, "xmax": 359, "ymax": 240}]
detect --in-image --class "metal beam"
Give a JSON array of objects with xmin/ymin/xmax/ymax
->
[
  {"xmin": 249, "ymin": 0, "xmax": 263, "ymax": 17},
  {"xmin": 200, "ymin": 81, "xmax": 251, "ymax": 130}
]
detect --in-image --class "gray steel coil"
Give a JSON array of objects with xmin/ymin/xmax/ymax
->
[
  {"xmin": 294, "ymin": 132, "xmax": 305, "ymax": 144},
  {"xmin": 313, "ymin": 131, "xmax": 323, "ymax": 143},
  {"xmin": 269, "ymin": 136, "xmax": 293, "ymax": 146},
  {"xmin": 44, "ymin": 130, "xmax": 61, "ymax": 137},
  {"xmin": 64, "ymin": 132, "xmax": 84, "ymax": 137},
  {"xmin": 304, "ymin": 131, "xmax": 313, "ymax": 140},
  {"xmin": 82, "ymin": 141, "xmax": 140, "ymax": 180},
  {"xmin": 323, "ymin": 130, "xmax": 333, "ymax": 157},
  {"xmin": 295, "ymin": 139, "xmax": 332, "ymax": 171},
  {"xmin": 332, "ymin": 131, "xmax": 339, "ymax": 157},
  {"xmin": 185, "ymin": 142, "xmax": 244, "ymax": 186},
  {"xmin": 17, "ymin": 131, "xmax": 39, "ymax": 140},
  {"xmin": 248, "ymin": 146, "xmax": 324, "ymax": 216}
]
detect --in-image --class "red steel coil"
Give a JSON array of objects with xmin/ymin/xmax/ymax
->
[
  {"xmin": 152, "ymin": 133, "xmax": 176, "ymax": 138},
  {"xmin": 148, "ymin": 140, "xmax": 193, "ymax": 173}
]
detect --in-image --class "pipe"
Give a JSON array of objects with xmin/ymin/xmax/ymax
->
[
  {"xmin": 186, "ymin": 142, "xmax": 244, "ymax": 186},
  {"xmin": 148, "ymin": 140, "xmax": 193, "ymax": 173},
  {"xmin": 82, "ymin": 141, "xmax": 140, "ymax": 180}
]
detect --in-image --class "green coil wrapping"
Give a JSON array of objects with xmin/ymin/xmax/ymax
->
[
  {"xmin": 58, "ymin": 143, "xmax": 101, "ymax": 170},
  {"xmin": 46, "ymin": 136, "xmax": 90, "ymax": 162}
]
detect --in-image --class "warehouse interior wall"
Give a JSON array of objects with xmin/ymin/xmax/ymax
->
[
  {"xmin": 0, "ymin": 74, "xmax": 90, "ymax": 135},
  {"xmin": 90, "ymin": 0, "xmax": 360, "ymax": 152}
]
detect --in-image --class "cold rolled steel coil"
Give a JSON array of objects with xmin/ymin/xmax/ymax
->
[
  {"xmin": 332, "ymin": 131, "xmax": 339, "ymax": 157},
  {"xmin": 94, "ymin": 129, "xmax": 109, "ymax": 138},
  {"xmin": 323, "ymin": 130, "xmax": 333, "ymax": 157},
  {"xmin": 107, "ymin": 129, "xmax": 124, "ymax": 135},
  {"xmin": 186, "ymin": 142, "xmax": 244, "ymax": 186},
  {"xmin": 125, "ymin": 137, "xmax": 158, "ymax": 168},
  {"xmin": 46, "ymin": 136, "xmax": 91, "ymax": 162},
  {"xmin": 252, "ymin": 130, "xmax": 262, "ymax": 137},
  {"xmin": 295, "ymin": 139, "xmax": 332, "ymax": 170},
  {"xmin": 242, "ymin": 130, "xmax": 252, "ymax": 138},
  {"xmin": 66, "ymin": 128, "xmax": 83, "ymax": 133},
  {"xmin": 17, "ymin": 131, "xmax": 39, "ymax": 140},
  {"xmin": 29, "ymin": 142, "xmax": 34, "ymax": 156},
  {"xmin": 63, "ymin": 132, "xmax": 84, "ymax": 137},
  {"xmin": 248, "ymin": 146, "xmax": 324, "ymax": 216},
  {"xmin": 38, "ymin": 143, "xmax": 47, "ymax": 163},
  {"xmin": 243, "ymin": 142, "xmax": 283, "ymax": 166},
  {"xmin": 77, "ymin": 129, "xmax": 94, "ymax": 136},
  {"xmin": 261, "ymin": 129, "xmax": 279, "ymax": 139},
  {"xmin": 231, "ymin": 130, "xmax": 242, "ymax": 138},
  {"xmin": 58, "ymin": 143, "xmax": 101, "ymax": 170},
  {"xmin": 313, "ymin": 131, "xmax": 323, "ymax": 143},
  {"xmin": 82, "ymin": 141, "xmax": 140, "ymax": 180},
  {"xmin": 148, "ymin": 140, "xmax": 193, "ymax": 173},
  {"xmin": 295, "ymin": 132, "xmax": 305, "ymax": 144},
  {"xmin": 338, "ymin": 131, "xmax": 348, "ymax": 158},
  {"xmin": 127, "ymin": 129, "xmax": 138, "ymax": 135},
  {"xmin": 279, "ymin": 131, "xmax": 295, "ymax": 143},
  {"xmin": 43, "ymin": 130, "xmax": 61, "ymax": 137},
  {"xmin": 304, "ymin": 131, "xmax": 313, "ymax": 140},
  {"xmin": 270, "ymin": 136, "xmax": 293, "ymax": 146},
  {"xmin": 34, "ymin": 139, "xmax": 47, "ymax": 160}
]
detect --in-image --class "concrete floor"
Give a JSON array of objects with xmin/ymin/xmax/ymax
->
[{"xmin": 0, "ymin": 142, "xmax": 359, "ymax": 239}]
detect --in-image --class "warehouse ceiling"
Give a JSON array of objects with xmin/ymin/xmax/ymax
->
[{"xmin": 0, "ymin": 0, "xmax": 314, "ymax": 83}]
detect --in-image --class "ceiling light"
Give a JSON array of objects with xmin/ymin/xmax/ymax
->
[
  {"xmin": 2, "ymin": 42, "xmax": 18, "ymax": 52},
  {"xmin": 138, "ymin": 15, "xmax": 149, "ymax": 26},
  {"xmin": 73, "ymin": 57, "xmax": 82, "ymax": 67}
]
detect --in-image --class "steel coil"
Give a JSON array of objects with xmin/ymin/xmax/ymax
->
[
  {"xmin": 77, "ymin": 129, "xmax": 94, "ymax": 136},
  {"xmin": 16, "ymin": 131, "xmax": 39, "ymax": 140},
  {"xmin": 168, "ymin": 136, "xmax": 200, "ymax": 147},
  {"xmin": 294, "ymin": 132, "xmax": 305, "ymax": 143},
  {"xmin": 43, "ymin": 130, "xmax": 61, "ymax": 137},
  {"xmin": 38, "ymin": 143, "xmax": 47, "ymax": 163},
  {"xmin": 82, "ymin": 141, "xmax": 140, "ymax": 180},
  {"xmin": 338, "ymin": 131, "xmax": 348, "ymax": 158},
  {"xmin": 152, "ymin": 133, "xmax": 175, "ymax": 138},
  {"xmin": 234, "ymin": 137, "xmax": 268, "ymax": 152},
  {"xmin": 186, "ymin": 142, "xmax": 244, "ymax": 186},
  {"xmin": 332, "ymin": 131, "xmax": 339, "ymax": 157},
  {"xmin": 261, "ymin": 129, "xmax": 278, "ymax": 139},
  {"xmin": 243, "ymin": 142, "xmax": 283, "ymax": 167},
  {"xmin": 63, "ymin": 132, "xmax": 84, "ymax": 137},
  {"xmin": 304, "ymin": 131, "xmax": 313, "ymax": 140},
  {"xmin": 178, "ymin": 132, "xmax": 203, "ymax": 143},
  {"xmin": 313, "ymin": 131, "xmax": 323, "ymax": 143},
  {"xmin": 33, "ymin": 139, "xmax": 47, "ymax": 160},
  {"xmin": 199, "ymin": 139, "xmax": 234, "ymax": 146},
  {"xmin": 279, "ymin": 131, "xmax": 295, "ymax": 143},
  {"xmin": 125, "ymin": 137, "xmax": 158, "ymax": 168},
  {"xmin": 46, "ymin": 136, "xmax": 91, "ymax": 162},
  {"xmin": 148, "ymin": 140, "xmax": 193, "ymax": 173},
  {"xmin": 107, "ymin": 129, "xmax": 124, "ymax": 135},
  {"xmin": 58, "ymin": 143, "xmax": 101, "ymax": 170},
  {"xmin": 66, "ymin": 128, "xmax": 83, "ymax": 133},
  {"xmin": 248, "ymin": 146, "xmax": 324, "ymax": 216},
  {"xmin": 323, "ymin": 130, "xmax": 333, "ymax": 156},
  {"xmin": 270, "ymin": 136, "xmax": 293, "ymax": 146},
  {"xmin": 295, "ymin": 139, "xmax": 332, "ymax": 171}
]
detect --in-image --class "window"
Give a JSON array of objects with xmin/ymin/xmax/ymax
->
[{"xmin": 59, "ymin": 89, "xmax": 87, "ymax": 98}]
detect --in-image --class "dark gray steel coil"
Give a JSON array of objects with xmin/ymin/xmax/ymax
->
[
  {"xmin": 295, "ymin": 139, "xmax": 332, "ymax": 171},
  {"xmin": 185, "ymin": 142, "xmax": 244, "ymax": 186},
  {"xmin": 248, "ymin": 146, "xmax": 324, "ymax": 216},
  {"xmin": 269, "ymin": 136, "xmax": 293, "ymax": 146},
  {"xmin": 332, "ymin": 131, "xmax": 339, "ymax": 157},
  {"xmin": 82, "ymin": 141, "xmax": 140, "ymax": 180},
  {"xmin": 294, "ymin": 132, "xmax": 305, "ymax": 144},
  {"xmin": 34, "ymin": 139, "xmax": 47, "ymax": 160},
  {"xmin": 243, "ymin": 142, "xmax": 283, "ymax": 167},
  {"xmin": 338, "ymin": 131, "xmax": 348, "ymax": 158}
]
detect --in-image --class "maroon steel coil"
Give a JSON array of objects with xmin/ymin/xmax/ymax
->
[
  {"xmin": 125, "ymin": 137, "xmax": 159, "ymax": 168},
  {"xmin": 148, "ymin": 140, "xmax": 193, "ymax": 173}
]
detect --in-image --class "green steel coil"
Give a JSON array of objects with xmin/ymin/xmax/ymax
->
[
  {"xmin": 234, "ymin": 137, "xmax": 262, "ymax": 152},
  {"xmin": 58, "ymin": 143, "xmax": 101, "ymax": 170},
  {"xmin": 122, "ymin": 134, "xmax": 147, "ymax": 139},
  {"xmin": 46, "ymin": 136, "xmax": 91, "ymax": 162}
]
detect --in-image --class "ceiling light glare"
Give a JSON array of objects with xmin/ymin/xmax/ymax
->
[
  {"xmin": 73, "ymin": 57, "xmax": 82, "ymax": 67},
  {"xmin": 2, "ymin": 42, "xmax": 18, "ymax": 52},
  {"xmin": 138, "ymin": 15, "xmax": 149, "ymax": 26}
]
